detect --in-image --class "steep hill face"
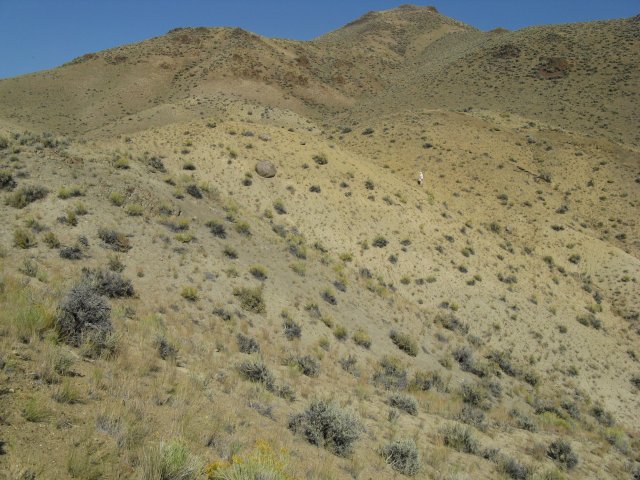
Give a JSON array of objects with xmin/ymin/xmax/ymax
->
[
  {"xmin": 0, "ymin": 5, "xmax": 639, "ymax": 480},
  {"xmin": 1, "ymin": 6, "xmax": 637, "ymax": 144},
  {"xmin": 362, "ymin": 16, "xmax": 640, "ymax": 146}
]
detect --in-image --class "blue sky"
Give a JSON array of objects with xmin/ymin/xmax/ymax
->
[{"xmin": 0, "ymin": 0, "xmax": 637, "ymax": 79}]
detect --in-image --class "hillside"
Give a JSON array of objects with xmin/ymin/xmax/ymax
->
[{"xmin": 0, "ymin": 5, "xmax": 639, "ymax": 480}]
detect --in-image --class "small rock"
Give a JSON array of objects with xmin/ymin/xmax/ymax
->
[
  {"xmin": 255, "ymin": 160, "xmax": 277, "ymax": 178},
  {"xmin": 258, "ymin": 134, "xmax": 271, "ymax": 142}
]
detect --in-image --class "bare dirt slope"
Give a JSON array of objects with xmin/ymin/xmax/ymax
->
[{"xmin": 0, "ymin": 5, "xmax": 639, "ymax": 480}]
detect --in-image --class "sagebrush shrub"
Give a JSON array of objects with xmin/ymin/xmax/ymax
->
[
  {"xmin": 59, "ymin": 245, "xmax": 83, "ymax": 260},
  {"xmin": 390, "ymin": 330, "xmax": 418, "ymax": 356},
  {"xmin": 501, "ymin": 457, "xmax": 531, "ymax": 480},
  {"xmin": 288, "ymin": 399, "xmax": 362, "ymax": 456},
  {"xmin": 381, "ymin": 439, "xmax": 420, "ymax": 476},
  {"xmin": 352, "ymin": 329, "xmax": 371, "ymax": 349},
  {"xmin": 181, "ymin": 286, "xmax": 198, "ymax": 301},
  {"xmin": 155, "ymin": 335, "xmax": 178, "ymax": 360},
  {"xmin": 388, "ymin": 393, "xmax": 418, "ymax": 416},
  {"xmin": 56, "ymin": 284, "xmax": 112, "ymax": 350},
  {"xmin": 296, "ymin": 355, "xmax": 320, "ymax": 377},
  {"xmin": 142, "ymin": 440, "xmax": 200, "ymax": 480},
  {"xmin": 283, "ymin": 317, "xmax": 301, "ymax": 340},
  {"xmin": 82, "ymin": 268, "xmax": 134, "ymax": 298},
  {"xmin": 249, "ymin": 264, "xmax": 267, "ymax": 281},
  {"xmin": 547, "ymin": 439, "xmax": 578, "ymax": 469},
  {"xmin": 13, "ymin": 228, "xmax": 37, "ymax": 249},
  {"xmin": 238, "ymin": 359, "xmax": 275, "ymax": 390},
  {"xmin": 98, "ymin": 228, "xmax": 131, "ymax": 252},
  {"xmin": 372, "ymin": 235, "xmax": 388, "ymax": 247},
  {"xmin": 233, "ymin": 286, "xmax": 265, "ymax": 314},
  {"xmin": 373, "ymin": 356, "xmax": 409, "ymax": 390},
  {"xmin": 410, "ymin": 370, "xmax": 445, "ymax": 392},
  {"xmin": 0, "ymin": 170, "xmax": 16, "ymax": 190},
  {"xmin": 441, "ymin": 424, "xmax": 479, "ymax": 454},
  {"xmin": 5, "ymin": 185, "xmax": 48, "ymax": 208},
  {"xmin": 236, "ymin": 333, "xmax": 260, "ymax": 354},
  {"xmin": 43, "ymin": 232, "xmax": 60, "ymax": 249}
]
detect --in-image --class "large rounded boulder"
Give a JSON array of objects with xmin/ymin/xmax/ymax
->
[{"xmin": 255, "ymin": 160, "xmax": 277, "ymax": 178}]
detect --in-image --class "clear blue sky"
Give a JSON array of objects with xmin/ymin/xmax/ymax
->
[{"xmin": 0, "ymin": 0, "xmax": 637, "ymax": 79}]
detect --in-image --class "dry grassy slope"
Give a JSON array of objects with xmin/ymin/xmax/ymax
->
[
  {"xmin": 1, "ymin": 100, "xmax": 639, "ymax": 478},
  {"xmin": 1, "ymin": 6, "xmax": 637, "ymax": 146},
  {"xmin": 0, "ymin": 4, "xmax": 639, "ymax": 480},
  {"xmin": 358, "ymin": 16, "xmax": 640, "ymax": 146},
  {"xmin": 0, "ymin": 7, "xmax": 487, "ymax": 137}
]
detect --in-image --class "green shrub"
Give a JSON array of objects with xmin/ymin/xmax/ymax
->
[
  {"xmin": 591, "ymin": 405, "xmax": 614, "ymax": 426},
  {"xmin": 313, "ymin": 153, "xmax": 328, "ymax": 165},
  {"xmin": 22, "ymin": 398, "xmax": 51, "ymax": 423},
  {"xmin": 186, "ymin": 184, "xmax": 202, "ymax": 199},
  {"xmin": 98, "ymin": 228, "xmax": 131, "ymax": 252},
  {"xmin": 333, "ymin": 325, "xmax": 347, "ymax": 341},
  {"xmin": 441, "ymin": 424, "xmax": 479, "ymax": 454},
  {"xmin": 175, "ymin": 233, "xmax": 192, "ymax": 243},
  {"xmin": 436, "ymin": 312, "xmax": 469, "ymax": 335},
  {"xmin": 223, "ymin": 246, "xmax": 238, "ymax": 259},
  {"xmin": 114, "ymin": 158, "xmax": 129, "ymax": 169},
  {"xmin": 321, "ymin": 287, "xmax": 337, "ymax": 305},
  {"xmin": 58, "ymin": 185, "xmax": 83, "ymax": 199},
  {"xmin": 205, "ymin": 440, "xmax": 293, "ymax": 479},
  {"xmin": 181, "ymin": 286, "xmax": 198, "ymax": 301},
  {"xmin": 249, "ymin": 264, "xmax": 267, "ymax": 281},
  {"xmin": 142, "ymin": 440, "xmax": 200, "ymax": 480},
  {"xmin": 59, "ymin": 210, "xmax": 78, "ymax": 226},
  {"xmin": 14, "ymin": 228, "xmax": 37, "ymax": 249},
  {"xmin": 273, "ymin": 199, "xmax": 287, "ymax": 214},
  {"xmin": 6, "ymin": 185, "xmax": 48, "ymax": 208},
  {"xmin": 0, "ymin": 170, "xmax": 16, "ymax": 190},
  {"xmin": 233, "ymin": 286, "xmax": 266, "ymax": 314},
  {"xmin": 352, "ymin": 329, "xmax": 371, "ymax": 349},
  {"xmin": 373, "ymin": 235, "xmax": 388, "ymax": 248},
  {"xmin": 460, "ymin": 382, "xmax": 488, "ymax": 409},
  {"xmin": 206, "ymin": 220, "xmax": 226, "ymax": 238},
  {"xmin": 148, "ymin": 156, "xmax": 166, "ymax": 172},
  {"xmin": 380, "ymin": 439, "xmax": 420, "ymax": 476},
  {"xmin": 288, "ymin": 399, "xmax": 362, "ymax": 457},
  {"xmin": 290, "ymin": 262, "xmax": 306, "ymax": 276},
  {"xmin": 410, "ymin": 370, "xmax": 445, "ymax": 392},
  {"xmin": 125, "ymin": 203, "xmax": 144, "ymax": 216},
  {"xmin": 388, "ymin": 393, "xmax": 418, "ymax": 416},
  {"xmin": 235, "ymin": 222, "xmax": 251, "ymax": 236},
  {"xmin": 42, "ymin": 232, "xmax": 60, "ymax": 248},
  {"xmin": 372, "ymin": 356, "xmax": 408, "ymax": 390},
  {"xmin": 109, "ymin": 192, "xmax": 125, "ymax": 206},
  {"xmin": 74, "ymin": 201, "xmax": 88, "ymax": 215},
  {"xmin": 390, "ymin": 330, "xmax": 418, "ymax": 356}
]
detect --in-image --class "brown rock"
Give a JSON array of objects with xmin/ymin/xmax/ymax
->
[{"xmin": 255, "ymin": 160, "xmax": 277, "ymax": 178}]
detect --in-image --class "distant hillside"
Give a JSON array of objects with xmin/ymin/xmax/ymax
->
[
  {"xmin": 1, "ymin": 6, "xmax": 637, "ymax": 144},
  {"xmin": 0, "ymin": 5, "xmax": 639, "ymax": 480}
]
